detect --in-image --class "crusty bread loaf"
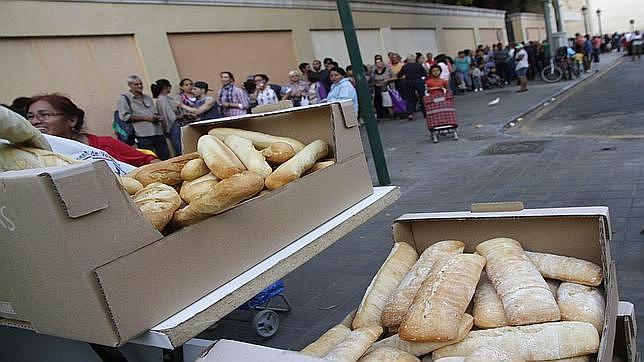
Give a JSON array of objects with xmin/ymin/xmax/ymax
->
[
  {"xmin": 304, "ymin": 160, "xmax": 336, "ymax": 175},
  {"xmin": 353, "ymin": 243, "xmax": 418, "ymax": 329},
  {"xmin": 261, "ymin": 142, "xmax": 296, "ymax": 164},
  {"xmin": 172, "ymin": 171, "xmax": 263, "ymax": 226},
  {"xmin": 208, "ymin": 127, "xmax": 305, "ymax": 153},
  {"xmin": 133, "ymin": 182, "xmax": 182, "ymax": 231},
  {"xmin": 179, "ymin": 173, "xmax": 219, "ymax": 204},
  {"xmin": 224, "ymin": 135, "xmax": 272, "ymax": 179},
  {"xmin": 432, "ymin": 321, "xmax": 600, "ymax": 361},
  {"xmin": 118, "ymin": 176, "xmax": 143, "ymax": 195},
  {"xmin": 358, "ymin": 347, "xmax": 420, "ymax": 362},
  {"xmin": 369, "ymin": 314, "xmax": 473, "ymax": 357},
  {"xmin": 128, "ymin": 162, "xmax": 185, "ymax": 186},
  {"xmin": 525, "ymin": 251, "xmax": 603, "ymax": 287},
  {"xmin": 473, "ymin": 271, "xmax": 507, "ymax": 329},
  {"xmin": 323, "ymin": 326, "xmax": 382, "ymax": 361},
  {"xmin": 180, "ymin": 158, "xmax": 210, "ymax": 181},
  {"xmin": 197, "ymin": 135, "xmax": 246, "ymax": 179},
  {"xmin": 464, "ymin": 346, "xmax": 524, "ymax": 361},
  {"xmin": 399, "ymin": 254, "xmax": 485, "ymax": 342},
  {"xmin": 301, "ymin": 324, "xmax": 351, "ymax": 357},
  {"xmin": 557, "ymin": 282, "xmax": 605, "ymax": 334},
  {"xmin": 264, "ymin": 139, "xmax": 329, "ymax": 190},
  {"xmin": 382, "ymin": 240, "xmax": 465, "ymax": 328},
  {"xmin": 0, "ymin": 144, "xmax": 76, "ymax": 171},
  {"xmin": 476, "ymin": 238, "xmax": 560, "ymax": 326}
]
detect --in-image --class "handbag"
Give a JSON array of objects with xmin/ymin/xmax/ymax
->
[
  {"xmin": 388, "ymin": 87, "xmax": 406, "ymax": 114},
  {"xmin": 380, "ymin": 90, "xmax": 392, "ymax": 107}
]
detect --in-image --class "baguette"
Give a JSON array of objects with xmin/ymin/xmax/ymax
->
[
  {"xmin": 358, "ymin": 347, "xmax": 420, "ymax": 362},
  {"xmin": 208, "ymin": 127, "xmax": 305, "ymax": 153},
  {"xmin": 369, "ymin": 314, "xmax": 473, "ymax": 357},
  {"xmin": 432, "ymin": 321, "xmax": 600, "ymax": 361},
  {"xmin": 133, "ymin": 182, "xmax": 182, "ymax": 231},
  {"xmin": 180, "ymin": 158, "xmax": 210, "ymax": 181},
  {"xmin": 261, "ymin": 142, "xmax": 296, "ymax": 164},
  {"xmin": 179, "ymin": 173, "xmax": 219, "ymax": 204},
  {"xmin": 476, "ymin": 238, "xmax": 560, "ymax": 326},
  {"xmin": 399, "ymin": 254, "xmax": 486, "ymax": 342},
  {"xmin": 197, "ymin": 135, "xmax": 246, "ymax": 179},
  {"xmin": 473, "ymin": 271, "xmax": 507, "ymax": 329},
  {"xmin": 353, "ymin": 243, "xmax": 418, "ymax": 329},
  {"xmin": 117, "ymin": 176, "xmax": 143, "ymax": 195},
  {"xmin": 264, "ymin": 139, "xmax": 329, "ymax": 190},
  {"xmin": 172, "ymin": 171, "xmax": 263, "ymax": 226},
  {"xmin": 557, "ymin": 282, "xmax": 605, "ymax": 334},
  {"xmin": 224, "ymin": 135, "xmax": 272, "ymax": 179},
  {"xmin": 301, "ymin": 324, "xmax": 351, "ymax": 357},
  {"xmin": 382, "ymin": 240, "xmax": 465, "ymax": 328},
  {"xmin": 323, "ymin": 326, "xmax": 382, "ymax": 361},
  {"xmin": 525, "ymin": 251, "xmax": 603, "ymax": 287}
]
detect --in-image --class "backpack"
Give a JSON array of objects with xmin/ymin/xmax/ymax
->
[{"xmin": 112, "ymin": 95, "xmax": 136, "ymax": 145}]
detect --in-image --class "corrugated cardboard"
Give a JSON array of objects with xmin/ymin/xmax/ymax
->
[
  {"xmin": 196, "ymin": 339, "xmax": 323, "ymax": 361},
  {"xmin": 615, "ymin": 301, "xmax": 638, "ymax": 362},
  {"xmin": 392, "ymin": 205, "xmax": 618, "ymax": 361},
  {"xmin": 0, "ymin": 101, "xmax": 373, "ymax": 346}
]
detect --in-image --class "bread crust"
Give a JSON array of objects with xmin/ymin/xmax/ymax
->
[
  {"xmin": 179, "ymin": 173, "xmax": 219, "ymax": 204},
  {"xmin": 264, "ymin": 139, "xmax": 329, "ymax": 190},
  {"xmin": 133, "ymin": 182, "xmax": 182, "ymax": 231},
  {"xmin": 261, "ymin": 142, "xmax": 296, "ymax": 164},
  {"xmin": 224, "ymin": 135, "xmax": 272, "ymax": 179},
  {"xmin": 358, "ymin": 346, "xmax": 420, "ymax": 362},
  {"xmin": 557, "ymin": 282, "xmax": 605, "ymax": 334},
  {"xmin": 180, "ymin": 158, "xmax": 210, "ymax": 181},
  {"xmin": 473, "ymin": 271, "xmax": 508, "ymax": 329},
  {"xmin": 197, "ymin": 135, "xmax": 245, "ymax": 179},
  {"xmin": 118, "ymin": 176, "xmax": 143, "ymax": 195},
  {"xmin": 525, "ymin": 251, "xmax": 603, "ymax": 287},
  {"xmin": 301, "ymin": 324, "xmax": 351, "ymax": 357},
  {"xmin": 208, "ymin": 127, "xmax": 305, "ymax": 153},
  {"xmin": 322, "ymin": 326, "xmax": 382, "ymax": 362}
]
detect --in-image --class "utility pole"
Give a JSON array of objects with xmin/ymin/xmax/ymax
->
[
  {"xmin": 582, "ymin": 6, "xmax": 590, "ymax": 35},
  {"xmin": 336, "ymin": 0, "xmax": 390, "ymax": 186},
  {"xmin": 542, "ymin": 0, "xmax": 555, "ymax": 58},
  {"xmin": 553, "ymin": 0, "xmax": 565, "ymax": 33},
  {"xmin": 596, "ymin": 9, "xmax": 603, "ymax": 35}
]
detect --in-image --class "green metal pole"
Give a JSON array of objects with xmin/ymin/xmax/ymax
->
[{"xmin": 336, "ymin": 0, "xmax": 390, "ymax": 186}]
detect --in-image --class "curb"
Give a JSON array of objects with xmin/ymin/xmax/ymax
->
[{"xmin": 501, "ymin": 55, "xmax": 626, "ymax": 131}]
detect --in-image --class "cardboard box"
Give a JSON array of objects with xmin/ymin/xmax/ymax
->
[
  {"xmin": 614, "ymin": 301, "xmax": 639, "ymax": 362},
  {"xmin": 196, "ymin": 339, "xmax": 323, "ymax": 362},
  {"xmin": 391, "ymin": 204, "xmax": 618, "ymax": 361},
  {"xmin": 0, "ymin": 101, "xmax": 373, "ymax": 346}
]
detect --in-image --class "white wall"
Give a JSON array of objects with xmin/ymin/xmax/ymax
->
[{"xmin": 586, "ymin": 0, "xmax": 644, "ymax": 33}]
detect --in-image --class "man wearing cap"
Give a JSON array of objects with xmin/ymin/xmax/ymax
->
[
  {"xmin": 117, "ymin": 75, "xmax": 169, "ymax": 160},
  {"xmin": 282, "ymin": 70, "xmax": 311, "ymax": 106},
  {"xmin": 514, "ymin": 43, "xmax": 529, "ymax": 93},
  {"xmin": 181, "ymin": 81, "xmax": 220, "ymax": 120}
]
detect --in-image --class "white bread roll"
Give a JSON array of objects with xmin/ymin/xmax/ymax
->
[
  {"xmin": 473, "ymin": 271, "xmax": 507, "ymax": 329},
  {"xmin": 358, "ymin": 346, "xmax": 420, "ymax": 362},
  {"xmin": 224, "ymin": 135, "xmax": 272, "ymax": 179},
  {"xmin": 323, "ymin": 326, "xmax": 382, "ymax": 361},
  {"xmin": 261, "ymin": 142, "xmax": 296, "ymax": 164},
  {"xmin": 353, "ymin": 243, "xmax": 418, "ymax": 329},
  {"xmin": 464, "ymin": 346, "xmax": 524, "ymax": 361},
  {"xmin": 399, "ymin": 254, "xmax": 486, "ymax": 342},
  {"xmin": 172, "ymin": 171, "xmax": 263, "ymax": 226},
  {"xmin": 179, "ymin": 173, "xmax": 219, "ymax": 204},
  {"xmin": 208, "ymin": 127, "xmax": 305, "ymax": 153},
  {"xmin": 432, "ymin": 321, "xmax": 600, "ymax": 361},
  {"xmin": 382, "ymin": 240, "xmax": 465, "ymax": 328},
  {"xmin": 476, "ymin": 238, "xmax": 560, "ymax": 326},
  {"xmin": 301, "ymin": 324, "xmax": 351, "ymax": 358},
  {"xmin": 197, "ymin": 135, "xmax": 245, "ymax": 179},
  {"xmin": 264, "ymin": 139, "xmax": 329, "ymax": 190},
  {"xmin": 133, "ymin": 182, "xmax": 182, "ymax": 231},
  {"xmin": 127, "ymin": 152, "xmax": 200, "ymax": 186},
  {"xmin": 369, "ymin": 314, "xmax": 473, "ymax": 357},
  {"xmin": 118, "ymin": 176, "xmax": 143, "ymax": 195},
  {"xmin": 557, "ymin": 282, "xmax": 605, "ymax": 334},
  {"xmin": 180, "ymin": 158, "xmax": 210, "ymax": 181},
  {"xmin": 525, "ymin": 251, "xmax": 603, "ymax": 287}
]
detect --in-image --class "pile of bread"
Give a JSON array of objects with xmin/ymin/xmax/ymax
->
[
  {"xmin": 301, "ymin": 238, "xmax": 605, "ymax": 362},
  {"xmin": 119, "ymin": 128, "xmax": 334, "ymax": 231}
]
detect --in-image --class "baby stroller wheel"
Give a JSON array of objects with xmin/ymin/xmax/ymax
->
[
  {"xmin": 432, "ymin": 132, "xmax": 439, "ymax": 143},
  {"xmin": 453, "ymin": 129, "xmax": 459, "ymax": 140},
  {"xmin": 252, "ymin": 309, "xmax": 280, "ymax": 337}
]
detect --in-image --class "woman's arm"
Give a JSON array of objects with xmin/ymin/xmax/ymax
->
[{"xmin": 181, "ymin": 96, "xmax": 216, "ymax": 115}]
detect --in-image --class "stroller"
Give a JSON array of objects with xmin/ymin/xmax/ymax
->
[{"xmin": 423, "ymin": 89, "xmax": 459, "ymax": 143}]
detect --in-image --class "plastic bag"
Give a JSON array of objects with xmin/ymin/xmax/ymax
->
[{"xmin": 388, "ymin": 87, "xmax": 406, "ymax": 113}]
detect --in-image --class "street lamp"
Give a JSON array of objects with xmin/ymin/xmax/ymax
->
[
  {"xmin": 630, "ymin": 19, "xmax": 636, "ymax": 33},
  {"xmin": 596, "ymin": 9, "xmax": 603, "ymax": 35},
  {"xmin": 581, "ymin": 6, "xmax": 589, "ymax": 34}
]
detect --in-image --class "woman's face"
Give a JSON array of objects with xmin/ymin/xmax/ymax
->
[
  {"xmin": 220, "ymin": 73, "xmax": 232, "ymax": 85},
  {"xmin": 180, "ymin": 80, "xmax": 193, "ymax": 94},
  {"xmin": 375, "ymin": 59, "xmax": 384, "ymax": 68},
  {"xmin": 330, "ymin": 70, "xmax": 343, "ymax": 83},
  {"xmin": 431, "ymin": 67, "xmax": 441, "ymax": 77},
  {"xmin": 27, "ymin": 100, "xmax": 75, "ymax": 137}
]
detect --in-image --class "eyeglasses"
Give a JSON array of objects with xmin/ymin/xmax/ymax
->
[{"xmin": 26, "ymin": 111, "xmax": 64, "ymax": 121}]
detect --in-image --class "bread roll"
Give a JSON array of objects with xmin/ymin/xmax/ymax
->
[
  {"xmin": 301, "ymin": 324, "xmax": 351, "ymax": 357},
  {"xmin": 133, "ymin": 182, "xmax": 182, "ymax": 231},
  {"xmin": 399, "ymin": 254, "xmax": 485, "ymax": 342},
  {"xmin": 557, "ymin": 282, "xmax": 605, "ymax": 334},
  {"xmin": 180, "ymin": 158, "xmax": 210, "ymax": 181},
  {"xmin": 464, "ymin": 346, "xmax": 523, "ymax": 361},
  {"xmin": 323, "ymin": 326, "xmax": 382, "ymax": 361},
  {"xmin": 179, "ymin": 173, "xmax": 219, "ymax": 203},
  {"xmin": 358, "ymin": 347, "xmax": 420, "ymax": 362},
  {"xmin": 224, "ymin": 135, "xmax": 272, "ymax": 179},
  {"xmin": 128, "ymin": 162, "xmax": 184, "ymax": 187},
  {"xmin": 265, "ymin": 139, "xmax": 329, "ymax": 190},
  {"xmin": 172, "ymin": 171, "xmax": 263, "ymax": 226},
  {"xmin": 0, "ymin": 144, "xmax": 76, "ymax": 171},
  {"xmin": 353, "ymin": 243, "xmax": 418, "ymax": 329},
  {"xmin": 208, "ymin": 127, "xmax": 305, "ymax": 153},
  {"xmin": 304, "ymin": 160, "xmax": 336, "ymax": 175},
  {"xmin": 197, "ymin": 135, "xmax": 245, "ymax": 179},
  {"xmin": 432, "ymin": 321, "xmax": 599, "ymax": 361},
  {"xmin": 117, "ymin": 176, "xmax": 143, "ymax": 195},
  {"xmin": 369, "ymin": 314, "xmax": 473, "ymax": 357},
  {"xmin": 382, "ymin": 240, "xmax": 465, "ymax": 328},
  {"xmin": 473, "ymin": 271, "xmax": 507, "ymax": 329},
  {"xmin": 476, "ymin": 238, "xmax": 560, "ymax": 326},
  {"xmin": 261, "ymin": 142, "xmax": 296, "ymax": 164},
  {"xmin": 525, "ymin": 251, "xmax": 603, "ymax": 287}
]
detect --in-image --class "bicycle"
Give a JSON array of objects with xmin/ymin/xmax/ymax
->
[{"xmin": 540, "ymin": 57, "xmax": 565, "ymax": 83}]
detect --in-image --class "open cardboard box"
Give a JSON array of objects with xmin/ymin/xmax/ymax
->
[{"xmin": 0, "ymin": 101, "xmax": 373, "ymax": 346}]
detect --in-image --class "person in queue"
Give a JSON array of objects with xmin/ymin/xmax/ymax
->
[
  {"xmin": 176, "ymin": 78, "xmax": 196, "ymax": 107},
  {"xmin": 181, "ymin": 81, "xmax": 220, "ymax": 120},
  {"xmin": 218, "ymin": 71, "xmax": 249, "ymax": 117},
  {"xmin": 398, "ymin": 53, "xmax": 427, "ymax": 120},
  {"xmin": 323, "ymin": 67, "xmax": 358, "ymax": 114},
  {"xmin": 151, "ymin": 79, "xmax": 184, "ymax": 155},
  {"xmin": 282, "ymin": 70, "xmax": 311, "ymax": 106},
  {"xmin": 251, "ymin": 74, "xmax": 279, "ymax": 106},
  {"xmin": 28, "ymin": 94, "xmax": 157, "ymax": 166},
  {"xmin": 117, "ymin": 75, "xmax": 169, "ymax": 160}
]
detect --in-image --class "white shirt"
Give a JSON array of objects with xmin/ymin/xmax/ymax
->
[
  {"xmin": 515, "ymin": 49, "xmax": 529, "ymax": 70},
  {"xmin": 438, "ymin": 63, "xmax": 450, "ymax": 81},
  {"xmin": 44, "ymin": 135, "xmax": 135, "ymax": 175}
]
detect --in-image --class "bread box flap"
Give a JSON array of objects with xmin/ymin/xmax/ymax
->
[
  {"xmin": 334, "ymin": 100, "xmax": 358, "ymax": 128},
  {"xmin": 39, "ymin": 161, "xmax": 109, "ymax": 218}
]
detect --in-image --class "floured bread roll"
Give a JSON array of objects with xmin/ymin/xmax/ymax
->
[
  {"xmin": 476, "ymin": 238, "xmax": 560, "ymax": 326},
  {"xmin": 133, "ymin": 182, "xmax": 182, "ymax": 231},
  {"xmin": 525, "ymin": 251, "xmax": 603, "ymax": 287},
  {"xmin": 358, "ymin": 346, "xmax": 420, "ymax": 362},
  {"xmin": 557, "ymin": 282, "xmax": 605, "ymax": 334},
  {"xmin": 464, "ymin": 346, "xmax": 524, "ymax": 361},
  {"xmin": 301, "ymin": 324, "xmax": 351, "ymax": 358},
  {"xmin": 473, "ymin": 271, "xmax": 507, "ymax": 329},
  {"xmin": 322, "ymin": 326, "xmax": 382, "ymax": 361},
  {"xmin": 353, "ymin": 242, "xmax": 418, "ymax": 329}
]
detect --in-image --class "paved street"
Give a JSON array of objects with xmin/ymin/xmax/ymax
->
[{"xmin": 201, "ymin": 52, "xmax": 643, "ymax": 353}]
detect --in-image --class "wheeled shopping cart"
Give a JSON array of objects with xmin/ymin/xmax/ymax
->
[{"xmin": 423, "ymin": 90, "xmax": 459, "ymax": 143}]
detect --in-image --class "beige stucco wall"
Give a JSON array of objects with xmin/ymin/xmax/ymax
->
[{"xmin": 509, "ymin": 13, "xmax": 548, "ymax": 42}]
